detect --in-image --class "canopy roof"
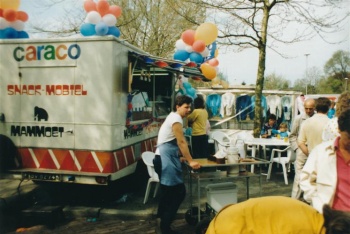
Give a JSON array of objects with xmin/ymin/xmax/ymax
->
[{"xmin": 129, "ymin": 52, "xmax": 210, "ymax": 81}]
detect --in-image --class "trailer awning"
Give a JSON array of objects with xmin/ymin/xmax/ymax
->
[{"xmin": 129, "ymin": 52, "xmax": 210, "ymax": 81}]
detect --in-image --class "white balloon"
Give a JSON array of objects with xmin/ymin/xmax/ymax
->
[
  {"xmin": 11, "ymin": 20, "xmax": 25, "ymax": 31},
  {"xmin": 0, "ymin": 18, "xmax": 10, "ymax": 29},
  {"xmin": 185, "ymin": 45, "xmax": 193, "ymax": 53},
  {"xmin": 201, "ymin": 47, "xmax": 210, "ymax": 57},
  {"xmin": 85, "ymin": 11, "xmax": 102, "ymax": 24},
  {"xmin": 102, "ymin": 14, "xmax": 117, "ymax": 27},
  {"xmin": 175, "ymin": 39, "xmax": 187, "ymax": 50}
]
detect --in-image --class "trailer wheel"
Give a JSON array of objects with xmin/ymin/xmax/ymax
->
[
  {"xmin": 0, "ymin": 135, "xmax": 22, "ymax": 172},
  {"xmin": 185, "ymin": 207, "xmax": 204, "ymax": 226},
  {"xmin": 195, "ymin": 217, "xmax": 211, "ymax": 234}
]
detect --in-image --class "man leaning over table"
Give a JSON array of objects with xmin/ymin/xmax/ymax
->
[{"xmin": 290, "ymin": 98, "xmax": 315, "ymax": 199}]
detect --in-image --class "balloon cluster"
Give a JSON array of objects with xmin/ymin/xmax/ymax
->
[
  {"xmin": 173, "ymin": 22, "xmax": 220, "ymax": 80},
  {"xmin": 177, "ymin": 76, "xmax": 197, "ymax": 100},
  {"xmin": 0, "ymin": 0, "xmax": 29, "ymax": 39},
  {"xmin": 80, "ymin": 0, "xmax": 122, "ymax": 37}
]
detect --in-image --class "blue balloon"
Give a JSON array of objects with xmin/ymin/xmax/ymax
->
[
  {"xmin": 210, "ymin": 41, "xmax": 217, "ymax": 58},
  {"xmin": 170, "ymin": 63, "xmax": 183, "ymax": 68},
  {"xmin": 80, "ymin": 23, "xmax": 96, "ymax": 36},
  {"xmin": 173, "ymin": 50, "xmax": 190, "ymax": 61},
  {"xmin": 95, "ymin": 22, "xmax": 108, "ymax": 36},
  {"xmin": 189, "ymin": 52, "xmax": 203, "ymax": 64},
  {"xmin": 107, "ymin": 26, "xmax": 121, "ymax": 37},
  {"xmin": 0, "ymin": 29, "xmax": 6, "ymax": 39},
  {"xmin": 17, "ymin": 31, "xmax": 29, "ymax": 39},
  {"xmin": 186, "ymin": 87, "xmax": 196, "ymax": 99},
  {"xmin": 1, "ymin": 28, "xmax": 18, "ymax": 39},
  {"xmin": 144, "ymin": 56, "xmax": 155, "ymax": 63},
  {"xmin": 183, "ymin": 82, "xmax": 191, "ymax": 89}
]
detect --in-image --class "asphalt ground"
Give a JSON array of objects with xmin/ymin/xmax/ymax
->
[{"xmin": 1, "ymin": 163, "xmax": 294, "ymax": 234}]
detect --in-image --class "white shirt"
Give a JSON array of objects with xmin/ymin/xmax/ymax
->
[
  {"xmin": 220, "ymin": 92, "xmax": 235, "ymax": 117},
  {"xmin": 295, "ymin": 96, "xmax": 305, "ymax": 116},
  {"xmin": 299, "ymin": 140, "xmax": 337, "ymax": 213},
  {"xmin": 322, "ymin": 117, "xmax": 339, "ymax": 141},
  {"xmin": 156, "ymin": 112, "xmax": 182, "ymax": 154},
  {"xmin": 281, "ymin": 95, "xmax": 292, "ymax": 120},
  {"xmin": 266, "ymin": 95, "xmax": 282, "ymax": 118}
]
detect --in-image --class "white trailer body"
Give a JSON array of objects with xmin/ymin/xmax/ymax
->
[{"xmin": 0, "ymin": 36, "xmax": 202, "ymax": 185}]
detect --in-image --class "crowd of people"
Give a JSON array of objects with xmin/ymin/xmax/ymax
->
[
  {"xmin": 152, "ymin": 92, "xmax": 350, "ymax": 234},
  {"xmin": 209, "ymin": 92, "xmax": 350, "ymax": 234}
]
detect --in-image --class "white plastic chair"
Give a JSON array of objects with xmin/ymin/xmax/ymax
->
[
  {"xmin": 141, "ymin": 151, "xmax": 160, "ymax": 204},
  {"xmin": 211, "ymin": 131, "xmax": 231, "ymax": 152},
  {"xmin": 266, "ymin": 146, "xmax": 296, "ymax": 185}
]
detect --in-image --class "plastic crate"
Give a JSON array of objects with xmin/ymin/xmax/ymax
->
[{"xmin": 206, "ymin": 182, "xmax": 237, "ymax": 212}]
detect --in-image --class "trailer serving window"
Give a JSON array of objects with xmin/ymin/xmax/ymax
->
[{"xmin": 127, "ymin": 52, "xmax": 205, "ymax": 128}]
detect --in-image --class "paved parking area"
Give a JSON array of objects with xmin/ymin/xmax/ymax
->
[{"xmin": 2, "ymin": 164, "xmax": 294, "ymax": 233}]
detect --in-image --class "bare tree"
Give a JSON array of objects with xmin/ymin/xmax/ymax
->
[
  {"xmin": 264, "ymin": 72, "xmax": 290, "ymax": 90},
  {"xmin": 304, "ymin": 66, "xmax": 323, "ymax": 94},
  {"xmin": 28, "ymin": 0, "xmax": 348, "ymax": 136},
  {"xmin": 28, "ymin": 0, "xmax": 204, "ymax": 57},
  {"xmin": 27, "ymin": 0, "xmax": 85, "ymax": 37},
  {"xmin": 293, "ymin": 78, "xmax": 306, "ymax": 93},
  {"xmin": 185, "ymin": 0, "xmax": 349, "ymax": 137},
  {"xmin": 113, "ymin": 0, "xmax": 205, "ymax": 57}
]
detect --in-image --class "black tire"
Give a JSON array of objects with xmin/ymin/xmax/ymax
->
[
  {"xmin": 185, "ymin": 207, "xmax": 204, "ymax": 226},
  {"xmin": 0, "ymin": 135, "xmax": 22, "ymax": 172},
  {"xmin": 195, "ymin": 217, "xmax": 211, "ymax": 234}
]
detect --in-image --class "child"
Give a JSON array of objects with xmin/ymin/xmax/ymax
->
[
  {"xmin": 260, "ymin": 114, "xmax": 277, "ymax": 138},
  {"xmin": 272, "ymin": 122, "xmax": 289, "ymax": 139}
]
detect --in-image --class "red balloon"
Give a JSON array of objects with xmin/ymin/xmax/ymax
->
[
  {"xmin": 192, "ymin": 40, "xmax": 206, "ymax": 53},
  {"xmin": 97, "ymin": 0, "xmax": 110, "ymax": 16},
  {"xmin": 16, "ymin": 11, "xmax": 29, "ymax": 22},
  {"xmin": 109, "ymin": 5, "xmax": 122, "ymax": 18},
  {"xmin": 208, "ymin": 58, "xmax": 219, "ymax": 67},
  {"xmin": 84, "ymin": 0, "xmax": 97, "ymax": 12},
  {"xmin": 185, "ymin": 62, "xmax": 197, "ymax": 67},
  {"xmin": 181, "ymin": 30, "xmax": 195, "ymax": 45},
  {"xmin": 0, "ymin": 9, "xmax": 3, "ymax": 18},
  {"xmin": 191, "ymin": 76, "xmax": 202, "ymax": 81},
  {"xmin": 3, "ymin": 9, "xmax": 17, "ymax": 22},
  {"xmin": 155, "ymin": 61, "xmax": 168, "ymax": 68}
]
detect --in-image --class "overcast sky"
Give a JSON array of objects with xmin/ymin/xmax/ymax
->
[
  {"xmin": 219, "ymin": 26, "xmax": 350, "ymax": 86},
  {"xmin": 216, "ymin": 3, "xmax": 350, "ymax": 86},
  {"xmin": 19, "ymin": 0, "xmax": 350, "ymax": 86}
]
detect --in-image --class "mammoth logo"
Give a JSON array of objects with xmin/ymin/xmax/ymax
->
[{"xmin": 34, "ymin": 106, "xmax": 49, "ymax": 121}]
